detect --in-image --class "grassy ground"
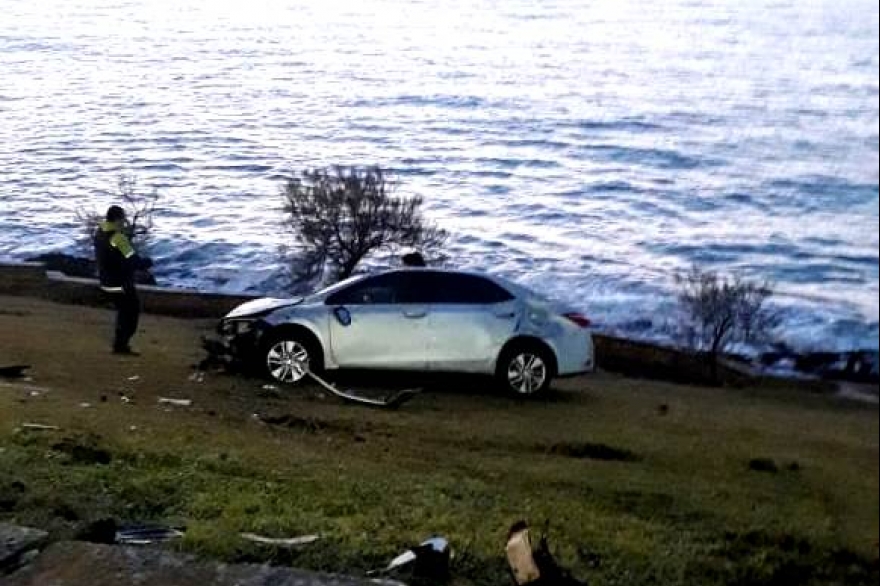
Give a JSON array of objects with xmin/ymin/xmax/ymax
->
[{"xmin": 1, "ymin": 296, "xmax": 878, "ymax": 585}]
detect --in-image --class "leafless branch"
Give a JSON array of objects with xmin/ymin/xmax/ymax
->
[{"xmin": 280, "ymin": 165, "xmax": 447, "ymax": 286}]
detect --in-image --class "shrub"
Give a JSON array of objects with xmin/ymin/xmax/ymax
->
[
  {"xmin": 75, "ymin": 174, "xmax": 160, "ymax": 257},
  {"xmin": 676, "ymin": 266, "xmax": 779, "ymax": 382},
  {"xmin": 280, "ymin": 165, "xmax": 446, "ymax": 285}
]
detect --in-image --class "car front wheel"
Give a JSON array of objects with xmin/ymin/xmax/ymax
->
[
  {"xmin": 496, "ymin": 343, "xmax": 554, "ymax": 396},
  {"xmin": 262, "ymin": 332, "xmax": 321, "ymax": 385}
]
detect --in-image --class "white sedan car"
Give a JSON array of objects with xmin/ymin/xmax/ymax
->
[{"xmin": 216, "ymin": 268, "xmax": 594, "ymax": 395}]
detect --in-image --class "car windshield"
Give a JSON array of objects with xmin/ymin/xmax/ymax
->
[{"xmin": 307, "ymin": 274, "xmax": 368, "ymax": 299}]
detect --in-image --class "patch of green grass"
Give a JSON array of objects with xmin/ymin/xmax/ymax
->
[{"xmin": 1, "ymin": 371, "xmax": 878, "ymax": 585}]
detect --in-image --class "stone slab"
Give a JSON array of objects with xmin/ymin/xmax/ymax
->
[{"xmin": 4, "ymin": 540, "xmax": 397, "ymax": 586}]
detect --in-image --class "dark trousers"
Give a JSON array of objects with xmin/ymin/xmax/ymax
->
[{"xmin": 104, "ymin": 288, "xmax": 140, "ymax": 351}]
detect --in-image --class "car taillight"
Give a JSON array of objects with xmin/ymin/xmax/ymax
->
[{"xmin": 563, "ymin": 312, "xmax": 591, "ymax": 328}]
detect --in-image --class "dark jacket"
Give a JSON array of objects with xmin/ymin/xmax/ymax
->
[{"xmin": 94, "ymin": 220, "xmax": 145, "ymax": 290}]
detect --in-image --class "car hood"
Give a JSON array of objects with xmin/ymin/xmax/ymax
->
[{"xmin": 225, "ymin": 297, "xmax": 303, "ymax": 319}]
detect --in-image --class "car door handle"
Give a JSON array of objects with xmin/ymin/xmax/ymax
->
[
  {"xmin": 403, "ymin": 310, "xmax": 427, "ymax": 319},
  {"xmin": 495, "ymin": 312, "xmax": 516, "ymax": 319}
]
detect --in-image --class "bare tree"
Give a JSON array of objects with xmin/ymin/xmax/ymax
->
[
  {"xmin": 75, "ymin": 175, "xmax": 160, "ymax": 257},
  {"xmin": 281, "ymin": 165, "xmax": 447, "ymax": 284},
  {"xmin": 676, "ymin": 266, "xmax": 779, "ymax": 382}
]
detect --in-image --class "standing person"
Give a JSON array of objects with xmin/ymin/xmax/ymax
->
[{"xmin": 93, "ymin": 205, "xmax": 152, "ymax": 355}]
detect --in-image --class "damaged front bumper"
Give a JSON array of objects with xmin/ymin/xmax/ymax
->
[{"xmin": 201, "ymin": 318, "xmax": 269, "ymax": 372}]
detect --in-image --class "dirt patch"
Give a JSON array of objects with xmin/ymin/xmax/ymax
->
[
  {"xmin": 545, "ymin": 441, "xmax": 640, "ymax": 462},
  {"xmin": 258, "ymin": 414, "xmax": 348, "ymax": 433},
  {"xmin": 686, "ymin": 530, "xmax": 880, "ymax": 586},
  {"xmin": 748, "ymin": 458, "xmax": 802, "ymax": 474},
  {"xmin": 0, "ymin": 309, "xmax": 30, "ymax": 317},
  {"xmin": 51, "ymin": 435, "xmax": 112, "ymax": 466},
  {"xmin": 0, "ymin": 481, "xmax": 27, "ymax": 512},
  {"xmin": 748, "ymin": 458, "xmax": 779, "ymax": 473},
  {"xmin": 256, "ymin": 413, "xmax": 391, "ymax": 439}
]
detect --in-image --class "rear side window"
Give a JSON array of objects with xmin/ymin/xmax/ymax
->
[{"xmin": 409, "ymin": 272, "xmax": 514, "ymax": 304}]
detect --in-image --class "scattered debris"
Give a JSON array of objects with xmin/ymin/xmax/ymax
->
[
  {"xmin": 198, "ymin": 336, "xmax": 232, "ymax": 371},
  {"xmin": 158, "ymin": 397, "xmax": 192, "ymax": 407},
  {"xmin": 240, "ymin": 532, "xmax": 321, "ymax": 547},
  {"xmin": 306, "ymin": 369, "xmax": 421, "ymax": 409},
  {"xmin": 29, "ymin": 390, "xmax": 41, "ymax": 397},
  {"xmin": 368, "ymin": 536, "xmax": 451, "ymax": 580},
  {"xmin": 0, "ymin": 381, "xmax": 52, "ymax": 395},
  {"xmin": 79, "ymin": 402, "xmax": 92, "ymax": 409},
  {"xmin": 188, "ymin": 371, "xmax": 205, "ymax": 383},
  {"xmin": 505, "ymin": 521, "xmax": 588, "ymax": 586},
  {"xmin": 0, "ymin": 364, "xmax": 30, "ymax": 379},
  {"xmin": 127, "ymin": 375, "xmax": 140, "ymax": 382},
  {"xmin": 77, "ymin": 520, "xmax": 186, "ymax": 545},
  {"xmin": 115, "ymin": 524, "xmax": 186, "ymax": 545},
  {"xmin": 507, "ymin": 523, "xmax": 541, "ymax": 584},
  {"xmin": 261, "ymin": 384, "xmax": 278, "ymax": 391},
  {"xmin": 121, "ymin": 395, "xmax": 133, "ymax": 404},
  {"xmin": 20, "ymin": 423, "xmax": 60, "ymax": 431}
]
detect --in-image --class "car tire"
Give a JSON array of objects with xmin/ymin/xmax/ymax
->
[
  {"xmin": 496, "ymin": 342, "xmax": 554, "ymax": 397},
  {"xmin": 261, "ymin": 330, "xmax": 323, "ymax": 386}
]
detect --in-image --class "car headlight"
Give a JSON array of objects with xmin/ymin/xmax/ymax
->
[{"xmin": 219, "ymin": 319, "xmax": 256, "ymax": 337}]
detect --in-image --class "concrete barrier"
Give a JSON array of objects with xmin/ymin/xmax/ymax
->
[
  {"xmin": 1, "ymin": 261, "xmax": 257, "ymax": 319},
  {"xmin": 592, "ymin": 333, "xmax": 742, "ymax": 385}
]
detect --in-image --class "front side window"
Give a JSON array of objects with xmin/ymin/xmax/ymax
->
[{"xmin": 325, "ymin": 273, "xmax": 403, "ymax": 305}]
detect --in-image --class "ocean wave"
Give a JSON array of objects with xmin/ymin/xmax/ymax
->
[{"xmin": 0, "ymin": 0, "xmax": 877, "ymax": 354}]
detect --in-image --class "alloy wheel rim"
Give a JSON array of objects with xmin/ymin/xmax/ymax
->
[
  {"xmin": 267, "ymin": 340, "xmax": 310, "ymax": 383},
  {"xmin": 507, "ymin": 352, "xmax": 547, "ymax": 394}
]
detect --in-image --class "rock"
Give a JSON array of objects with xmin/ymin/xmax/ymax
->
[
  {"xmin": 758, "ymin": 348, "xmax": 879, "ymax": 384},
  {"xmin": 134, "ymin": 268, "xmax": 158, "ymax": 286},
  {"xmin": 27, "ymin": 253, "xmax": 96, "ymax": 279},
  {"xmin": 3, "ymin": 541, "xmax": 390, "ymax": 586},
  {"xmin": 27, "ymin": 252, "xmax": 157, "ymax": 286},
  {"xmin": 0, "ymin": 523, "xmax": 48, "ymax": 574},
  {"xmin": 794, "ymin": 351, "xmax": 879, "ymax": 384}
]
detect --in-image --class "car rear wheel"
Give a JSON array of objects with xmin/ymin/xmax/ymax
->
[
  {"xmin": 496, "ymin": 343, "xmax": 554, "ymax": 396},
  {"xmin": 262, "ymin": 331, "xmax": 322, "ymax": 385}
]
